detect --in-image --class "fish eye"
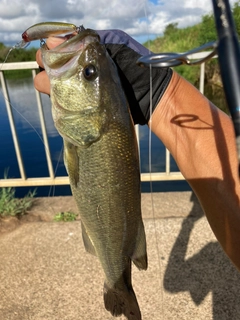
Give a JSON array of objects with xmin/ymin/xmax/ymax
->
[{"xmin": 83, "ymin": 64, "xmax": 97, "ymax": 81}]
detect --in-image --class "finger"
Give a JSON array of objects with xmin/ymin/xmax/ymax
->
[
  {"xmin": 36, "ymin": 49, "xmax": 43, "ymax": 68},
  {"xmin": 34, "ymin": 70, "xmax": 50, "ymax": 95},
  {"xmin": 46, "ymin": 36, "xmax": 67, "ymax": 49}
]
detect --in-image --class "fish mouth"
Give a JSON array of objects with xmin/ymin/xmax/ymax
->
[
  {"xmin": 41, "ymin": 28, "xmax": 100, "ymax": 69},
  {"xmin": 51, "ymin": 28, "xmax": 100, "ymax": 52}
]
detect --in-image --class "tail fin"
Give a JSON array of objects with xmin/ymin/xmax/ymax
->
[{"xmin": 103, "ymin": 283, "xmax": 141, "ymax": 320}]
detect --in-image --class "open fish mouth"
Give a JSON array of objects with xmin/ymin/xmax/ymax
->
[{"xmin": 41, "ymin": 28, "xmax": 100, "ymax": 72}]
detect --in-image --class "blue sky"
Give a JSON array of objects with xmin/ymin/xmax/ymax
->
[{"xmin": 0, "ymin": 0, "xmax": 237, "ymax": 47}]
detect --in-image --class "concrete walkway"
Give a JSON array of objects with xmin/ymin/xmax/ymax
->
[{"xmin": 0, "ymin": 191, "xmax": 240, "ymax": 320}]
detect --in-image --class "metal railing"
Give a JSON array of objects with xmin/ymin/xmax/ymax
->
[{"xmin": 0, "ymin": 52, "xmax": 216, "ymax": 188}]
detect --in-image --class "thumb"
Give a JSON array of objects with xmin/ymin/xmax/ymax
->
[{"xmin": 46, "ymin": 36, "xmax": 66, "ymax": 49}]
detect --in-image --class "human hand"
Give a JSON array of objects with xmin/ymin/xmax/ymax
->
[{"xmin": 101, "ymin": 31, "xmax": 172, "ymax": 125}]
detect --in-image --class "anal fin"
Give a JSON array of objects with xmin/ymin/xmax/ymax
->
[{"xmin": 132, "ymin": 224, "xmax": 148, "ymax": 270}]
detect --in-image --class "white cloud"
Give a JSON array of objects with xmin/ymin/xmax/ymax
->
[{"xmin": 0, "ymin": 0, "xmax": 237, "ymax": 46}]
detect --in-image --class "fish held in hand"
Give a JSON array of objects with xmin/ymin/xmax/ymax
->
[{"xmin": 41, "ymin": 28, "xmax": 147, "ymax": 320}]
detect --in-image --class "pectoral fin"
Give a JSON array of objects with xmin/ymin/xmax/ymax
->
[
  {"xmin": 63, "ymin": 141, "xmax": 79, "ymax": 188},
  {"xmin": 81, "ymin": 222, "xmax": 97, "ymax": 256}
]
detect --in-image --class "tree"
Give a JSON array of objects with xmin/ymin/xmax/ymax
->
[
  {"xmin": 198, "ymin": 13, "xmax": 216, "ymax": 45},
  {"xmin": 233, "ymin": 0, "xmax": 240, "ymax": 37},
  {"xmin": 163, "ymin": 23, "xmax": 179, "ymax": 37}
]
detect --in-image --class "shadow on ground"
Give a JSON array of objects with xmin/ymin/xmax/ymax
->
[{"xmin": 164, "ymin": 192, "xmax": 240, "ymax": 320}]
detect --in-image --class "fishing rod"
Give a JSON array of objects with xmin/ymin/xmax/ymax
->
[
  {"xmin": 212, "ymin": 0, "xmax": 240, "ymax": 174},
  {"xmin": 137, "ymin": 0, "xmax": 240, "ymax": 176}
]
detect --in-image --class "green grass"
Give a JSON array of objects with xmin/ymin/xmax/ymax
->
[
  {"xmin": 142, "ymin": 0, "xmax": 240, "ymax": 86},
  {"xmin": 0, "ymin": 187, "xmax": 36, "ymax": 218},
  {"xmin": 54, "ymin": 212, "xmax": 78, "ymax": 222}
]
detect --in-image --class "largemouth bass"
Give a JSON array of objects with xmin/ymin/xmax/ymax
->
[{"xmin": 41, "ymin": 28, "xmax": 147, "ymax": 320}]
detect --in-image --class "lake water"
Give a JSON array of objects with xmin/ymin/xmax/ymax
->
[{"xmin": 1, "ymin": 77, "xmax": 226, "ymax": 198}]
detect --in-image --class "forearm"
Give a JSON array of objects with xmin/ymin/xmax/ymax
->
[{"xmin": 151, "ymin": 71, "xmax": 240, "ymax": 270}]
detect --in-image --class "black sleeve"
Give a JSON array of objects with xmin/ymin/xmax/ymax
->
[{"xmin": 97, "ymin": 30, "xmax": 173, "ymax": 125}]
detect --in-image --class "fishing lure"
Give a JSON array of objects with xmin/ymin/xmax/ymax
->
[{"xmin": 17, "ymin": 22, "xmax": 82, "ymax": 48}]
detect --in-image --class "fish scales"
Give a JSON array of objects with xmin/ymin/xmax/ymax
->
[{"xmin": 42, "ymin": 28, "xmax": 147, "ymax": 320}]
